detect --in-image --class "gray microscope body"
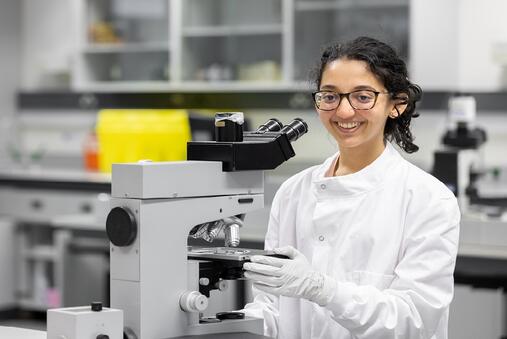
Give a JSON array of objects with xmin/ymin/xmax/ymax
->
[{"xmin": 105, "ymin": 114, "xmax": 308, "ymax": 339}]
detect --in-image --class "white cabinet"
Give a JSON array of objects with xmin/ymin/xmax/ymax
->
[
  {"xmin": 410, "ymin": 0, "xmax": 507, "ymax": 91},
  {"xmin": 293, "ymin": 0, "xmax": 409, "ymax": 81},
  {"xmin": 72, "ymin": 0, "xmax": 409, "ymax": 91},
  {"xmin": 178, "ymin": 0, "xmax": 288, "ymax": 86},
  {"xmin": 0, "ymin": 184, "xmax": 110, "ymax": 311},
  {"xmin": 73, "ymin": 0, "xmax": 171, "ymax": 90}
]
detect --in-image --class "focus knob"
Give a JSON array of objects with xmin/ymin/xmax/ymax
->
[
  {"xmin": 106, "ymin": 207, "xmax": 137, "ymax": 247},
  {"xmin": 179, "ymin": 291, "xmax": 208, "ymax": 313},
  {"xmin": 91, "ymin": 301, "xmax": 103, "ymax": 312}
]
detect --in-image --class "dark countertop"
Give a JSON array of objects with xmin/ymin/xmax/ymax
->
[
  {"xmin": 0, "ymin": 168, "xmax": 111, "ymax": 192},
  {"xmin": 455, "ymin": 255, "xmax": 507, "ymax": 289}
]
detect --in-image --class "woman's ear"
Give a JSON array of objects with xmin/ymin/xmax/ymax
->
[{"xmin": 390, "ymin": 94, "xmax": 409, "ymax": 118}]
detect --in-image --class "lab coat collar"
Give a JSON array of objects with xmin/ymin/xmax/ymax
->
[{"xmin": 312, "ymin": 142, "xmax": 401, "ymax": 196}]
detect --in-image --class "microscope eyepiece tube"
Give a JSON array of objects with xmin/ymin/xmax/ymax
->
[
  {"xmin": 256, "ymin": 118, "xmax": 284, "ymax": 133},
  {"xmin": 280, "ymin": 118, "xmax": 309, "ymax": 142}
]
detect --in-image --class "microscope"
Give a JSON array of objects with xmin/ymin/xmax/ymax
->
[
  {"xmin": 432, "ymin": 95, "xmax": 486, "ymax": 210},
  {"xmin": 102, "ymin": 113, "xmax": 308, "ymax": 339}
]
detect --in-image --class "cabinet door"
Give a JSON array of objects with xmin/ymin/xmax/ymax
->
[
  {"xmin": 293, "ymin": 0, "xmax": 409, "ymax": 82},
  {"xmin": 74, "ymin": 0, "xmax": 171, "ymax": 89},
  {"xmin": 179, "ymin": 0, "xmax": 285, "ymax": 85}
]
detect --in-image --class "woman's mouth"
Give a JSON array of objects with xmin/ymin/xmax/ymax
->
[{"xmin": 334, "ymin": 121, "xmax": 363, "ymax": 133}]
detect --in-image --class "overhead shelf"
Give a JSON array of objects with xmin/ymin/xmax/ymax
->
[
  {"xmin": 74, "ymin": 81, "xmax": 171, "ymax": 92},
  {"xmin": 182, "ymin": 24, "xmax": 283, "ymax": 37},
  {"xmin": 74, "ymin": 80, "xmax": 310, "ymax": 93},
  {"xmin": 296, "ymin": 0, "xmax": 408, "ymax": 11},
  {"xmin": 82, "ymin": 42, "xmax": 170, "ymax": 54},
  {"xmin": 22, "ymin": 246, "xmax": 57, "ymax": 261}
]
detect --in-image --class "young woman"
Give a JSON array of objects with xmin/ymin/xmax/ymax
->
[{"xmin": 243, "ymin": 37, "xmax": 460, "ymax": 339}]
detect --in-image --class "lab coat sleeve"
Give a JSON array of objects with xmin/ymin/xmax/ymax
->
[
  {"xmin": 242, "ymin": 188, "xmax": 282, "ymax": 338},
  {"xmin": 324, "ymin": 195, "xmax": 460, "ymax": 339}
]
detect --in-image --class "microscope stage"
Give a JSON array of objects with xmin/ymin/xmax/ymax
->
[{"xmin": 188, "ymin": 246, "xmax": 284, "ymax": 262}]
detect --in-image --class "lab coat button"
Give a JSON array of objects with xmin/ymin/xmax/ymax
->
[
  {"xmin": 319, "ymin": 235, "xmax": 325, "ymax": 241},
  {"xmin": 320, "ymin": 184, "xmax": 326, "ymax": 190}
]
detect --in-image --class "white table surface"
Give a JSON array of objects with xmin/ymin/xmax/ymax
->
[{"xmin": 0, "ymin": 326, "xmax": 46, "ymax": 339}]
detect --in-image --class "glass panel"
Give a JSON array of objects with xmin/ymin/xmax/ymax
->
[
  {"xmin": 182, "ymin": 35, "xmax": 282, "ymax": 82},
  {"xmin": 184, "ymin": 0, "xmax": 282, "ymax": 27},
  {"xmin": 84, "ymin": 52, "xmax": 169, "ymax": 82},
  {"xmin": 181, "ymin": 0, "xmax": 283, "ymax": 82},
  {"xmin": 294, "ymin": 0, "xmax": 409, "ymax": 81},
  {"xmin": 86, "ymin": 0, "xmax": 169, "ymax": 44}
]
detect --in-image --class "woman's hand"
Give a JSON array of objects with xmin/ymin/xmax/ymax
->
[{"xmin": 243, "ymin": 246, "xmax": 333, "ymax": 306}]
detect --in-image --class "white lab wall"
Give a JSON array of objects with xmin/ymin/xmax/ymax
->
[
  {"xmin": 0, "ymin": 1, "xmax": 20, "ymax": 113},
  {"xmin": 20, "ymin": 0, "xmax": 77, "ymax": 90},
  {"xmin": 410, "ymin": 0, "xmax": 460, "ymax": 90},
  {"xmin": 410, "ymin": 0, "xmax": 507, "ymax": 91},
  {"xmin": 0, "ymin": 0, "xmax": 21, "ymax": 169},
  {"xmin": 0, "ymin": 0, "xmax": 20, "ymax": 309},
  {"xmin": 458, "ymin": 0, "xmax": 507, "ymax": 90}
]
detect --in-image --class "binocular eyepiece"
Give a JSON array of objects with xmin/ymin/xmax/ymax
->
[
  {"xmin": 256, "ymin": 118, "xmax": 283, "ymax": 133},
  {"xmin": 256, "ymin": 118, "xmax": 308, "ymax": 142},
  {"xmin": 214, "ymin": 113, "xmax": 308, "ymax": 143},
  {"xmin": 280, "ymin": 118, "xmax": 308, "ymax": 142}
]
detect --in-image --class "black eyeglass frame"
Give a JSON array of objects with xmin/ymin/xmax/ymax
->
[{"xmin": 312, "ymin": 90, "xmax": 392, "ymax": 111}]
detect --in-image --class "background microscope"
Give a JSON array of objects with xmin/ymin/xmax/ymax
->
[{"xmin": 432, "ymin": 95, "xmax": 487, "ymax": 211}]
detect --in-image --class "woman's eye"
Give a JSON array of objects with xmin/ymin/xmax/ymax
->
[
  {"xmin": 323, "ymin": 94, "xmax": 337, "ymax": 102},
  {"xmin": 354, "ymin": 92, "xmax": 374, "ymax": 102}
]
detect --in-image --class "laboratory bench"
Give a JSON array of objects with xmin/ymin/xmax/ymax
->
[
  {"xmin": 456, "ymin": 214, "xmax": 507, "ymax": 288},
  {"xmin": 2, "ymin": 167, "xmax": 507, "ymax": 339},
  {"xmin": 0, "ymin": 169, "xmax": 111, "ymax": 313},
  {"xmin": 0, "ymin": 326, "xmax": 272, "ymax": 339},
  {"xmin": 0, "ymin": 167, "xmax": 270, "ymax": 316}
]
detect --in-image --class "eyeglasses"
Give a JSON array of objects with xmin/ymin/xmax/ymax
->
[{"xmin": 312, "ymin": 90, "xmax": 391, "ymax": 111}]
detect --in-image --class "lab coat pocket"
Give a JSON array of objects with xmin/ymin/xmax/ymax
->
[{"xmin": 347, "ymin": 270, "xmax": 395, "ymax": 290}]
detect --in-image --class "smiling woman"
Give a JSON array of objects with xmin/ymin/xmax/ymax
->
[
  {"xmin": 309, "ymin": 37, "xmax": 422, "ymax": 176},
  {"xmin": 242, "ymin": 37, "xmax": 460, "ymax": 339}
]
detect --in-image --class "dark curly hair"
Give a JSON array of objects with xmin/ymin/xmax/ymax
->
[{"xmin": 312, "ymin": 36, "xmax": 422, "ymax": 153}]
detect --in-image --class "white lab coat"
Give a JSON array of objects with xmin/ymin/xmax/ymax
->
[{"xmin": 243, "ymin": 142, "xmax": 460, "ymax": 339}]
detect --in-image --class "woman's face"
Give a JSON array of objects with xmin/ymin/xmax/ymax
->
[{"xmin": 317, "ymin": 58, "xmax": 397, "ymax": 152}]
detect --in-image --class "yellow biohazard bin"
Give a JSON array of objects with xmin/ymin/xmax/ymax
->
[{"xmin": 95, "ymin": 109, "xmax": 191, "ymax": 173}]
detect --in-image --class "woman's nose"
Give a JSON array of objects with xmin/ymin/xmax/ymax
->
[{"xmin": 334, "ymin": 98, "xmax": 356, "ymax": 119}]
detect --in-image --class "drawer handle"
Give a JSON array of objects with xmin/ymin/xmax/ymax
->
[
  {"xmin": 30, "ymin": 200, "xmax": 43, "ymax": 210},
  {"xmin": 81, "ymin": 203, "xmax": 92, "ymax": 213}
]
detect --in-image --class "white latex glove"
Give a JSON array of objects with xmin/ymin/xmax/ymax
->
[{"xmin": 243, "ymin": 246, "xmax": 335, "ymax": 306}]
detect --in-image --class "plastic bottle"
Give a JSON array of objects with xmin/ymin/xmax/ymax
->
[
  {"xmin": 33, "ymin": 261, "xmax": 48, "ymax": 306},
  {"xmin": 83, "ymin": 131, "xmax": 99, "ymax": 172}
]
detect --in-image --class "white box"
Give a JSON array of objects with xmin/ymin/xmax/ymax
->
[{"xmin": 47, "ymin": 304, "xmax": 123, "ymax": 339}]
